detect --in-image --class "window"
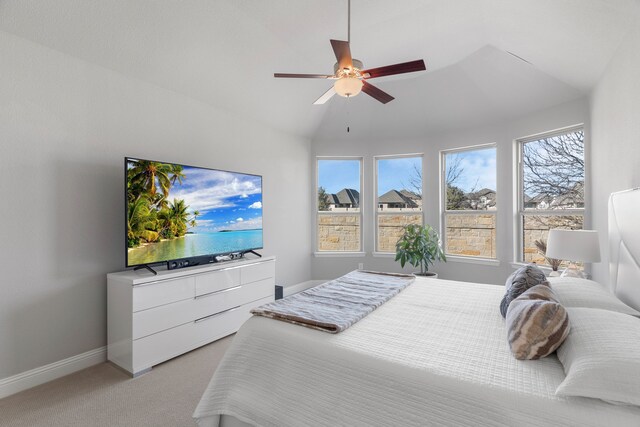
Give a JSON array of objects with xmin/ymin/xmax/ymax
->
[
  {"xmin": 375, "ymin": 155, "xmax": 423, "ymax": 253},
  {"xmin": 441, "ymin": 145, "xmax": 497, "ymax": 259},
  {"xmin": 517, "ymin": 126, "xmax": 585, "ymax": 264},
  {"xmin": 316, "ymin": 158, "xmax": 363, "ymax": 252}
]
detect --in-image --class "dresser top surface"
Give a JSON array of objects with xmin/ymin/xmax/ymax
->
[{"xmin": 108, "ymin": 255, "xmax": 276, "ymax": 285}]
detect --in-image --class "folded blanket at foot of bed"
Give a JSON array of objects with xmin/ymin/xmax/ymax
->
[{"xmin": 250, "ymin": 269, "xmax": 415, "ymax": 333}]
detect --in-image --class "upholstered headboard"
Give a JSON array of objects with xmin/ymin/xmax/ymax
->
[{"xmin": 609, "ymin": 188, "xmax": 640, "ymax": 311}]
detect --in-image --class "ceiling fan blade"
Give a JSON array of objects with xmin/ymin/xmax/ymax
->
[
  {"xmin": 362, "ymin": 59, "xmax": 426, "ymax": 79},
  {"xmin": 274, "ymin": 73, "xmax": 335, "ymax": 79},
  {"xmin": 362, "ymin": 81, "xmax": 394, "ymax": 104},
  {"xmin": 313, "ymin": 86, "xmax": 337, "ymax": 105},
  {"xmin": 330, "ymin": 39, "xmax": 353, "ymax": 70}
]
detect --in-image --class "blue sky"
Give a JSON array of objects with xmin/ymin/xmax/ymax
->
[
  {"xmin": 446, "ymin": 148, "xmax": 496, "ymax": 193},
  {"xmin": 318, "ymin": 160, "xmax": 360, "ymax": 194},
  {"xmin": 318, "ymin": 151, "xmax": 496, "ymax": 197},
  {"xmin": 377, "ymin": 157, "xmax": 421, "ymax": 196},
  {"xmin": 169, "ymin": 166, "xmax": 262, "ymax": 233}
]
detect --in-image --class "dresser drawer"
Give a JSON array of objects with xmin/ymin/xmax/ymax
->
[
  {"xmin": 132, "ymin": 277, "xmax": 195, "ymax": 312},
  {"xmin": 241, "ymin": 261, "xmax": 275, "ymax": 284},
  {"xmin": 132, "ymin": 322, "xmax": 197, "ymax": 372},
  {"xmin": 132, "ymin": 298, "xmax": 194, "ymax": 340},
  {"xmin": 193, "ymin": 278, "xmax": 274, "ymax": 320},
  {"xmin": 193, "ymin": 296, "xmax": 273, "ymax": 344},
  {"xmin": 195, "ymin": 268, "xmax": 241, "ymax": 297},
  {"xmin": 132, "ymin": 296, "xmax": 272, "ymax": 372}
]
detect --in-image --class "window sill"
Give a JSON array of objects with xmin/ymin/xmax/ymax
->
[
  {"xmin": 510, "ymin": 262, "xmax": 553, "ymax": 272},
  {"xmin": 446, "ymin": 256, "xmax": 500, "ymax": 266},
  {"xmin": 314, "ymin": 251, "xmax": 366, "ymax": 258},
  {"xmin": 372, "ymin": 252, "xmax": 396, "ymax": 258}
]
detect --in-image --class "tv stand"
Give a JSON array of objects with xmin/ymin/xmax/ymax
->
[
  {"xmin": 244, "ymin": 250, "xmax": 262, "ymax": 258},
  {"xmin": 133, "ymin": 264, "xmax": 158, "ymax": 275},
  {"xmin": 108, "ymin": 256, "xmax": 276, "ymax": 376}
]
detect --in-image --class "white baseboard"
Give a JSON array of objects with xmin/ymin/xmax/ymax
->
[
  {"xmin": 0, "ymin": 346, "xmax": 106, "ymax": 399},
  {"xmin": 283, "ymin": 280, "xmax": 325, "ymax": 297}
]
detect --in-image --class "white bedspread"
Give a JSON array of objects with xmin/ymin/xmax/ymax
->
[{"xmin": 193, "ymin": 278, "xmax": 640, "ymax": 427}]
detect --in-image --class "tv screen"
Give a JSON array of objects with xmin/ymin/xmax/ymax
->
[{"xmin": 125, "ymin": 157, "xmax": 263, "ymax": 267}]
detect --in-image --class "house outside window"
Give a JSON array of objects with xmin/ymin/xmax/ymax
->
[
  {"xmin": 316, "ymin": 158, "xmax": 363, "ymax": 252},
  {"xmin": 517, "ymin": 126, "xmax": 585, "ymax": 265},
  {"xmin": 374, "ymin": 155, "xmax": 423, "ymax": 253},
  {"xmin": 441, "ymin": 145, "xmax": 497, "ymax": 259}
]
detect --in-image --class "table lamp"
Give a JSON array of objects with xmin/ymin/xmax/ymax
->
[{"xmin": 545, "ymin": 229, "xmax": 601, "ymax": 278}]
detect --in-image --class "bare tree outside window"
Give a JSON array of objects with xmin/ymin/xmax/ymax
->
[
  {"xmin": 519, "ymin": 128, "xmax": 585, "ymax": 264},
  {"xmin": 522, "ymin": 129, "xmax": 584, "ymax": 207},
  {"xmin": 404, "ymin": 154, "xmax": 471, "ymax": 210},
  {"xmin": 442, "ymin": 146, "xmax": 497, "ymax": 259}
]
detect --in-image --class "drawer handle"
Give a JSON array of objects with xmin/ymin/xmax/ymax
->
[
  {"xmin": 195, "ymin": 285, "xmax": 242, "ymax": 299},
  {"xmin": 194, "ymin": 305, "xmax": 243, "ymax": 323}
]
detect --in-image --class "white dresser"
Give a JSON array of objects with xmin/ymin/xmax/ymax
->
[{"xmin": 107, "ymin": 256, "xmax": 275, "ymax": 376}]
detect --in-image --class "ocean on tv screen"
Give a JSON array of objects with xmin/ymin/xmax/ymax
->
[{"xmin": 126, "ymin": 158, "xmax": 263, "ymax": 266}]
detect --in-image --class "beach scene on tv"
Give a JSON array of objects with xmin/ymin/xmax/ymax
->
[{"xmin": 126, "ymin": 159, "xmax": 263, "ymax": 266}]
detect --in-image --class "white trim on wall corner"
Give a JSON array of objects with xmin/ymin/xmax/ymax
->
[{"xmin": 0, "ymin": 346, "xmax": 106, "ymax": 399}]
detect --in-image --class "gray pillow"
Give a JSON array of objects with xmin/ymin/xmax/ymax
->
[
  {"xmin": 500, "ymin": 264, "xmax": 549, "ymax": 318},
  {"xmin": 549, "ymin": 277, "xmax": 640, "ymax": 317}
]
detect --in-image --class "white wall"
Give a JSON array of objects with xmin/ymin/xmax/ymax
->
[
  {"xmin": 0, "ymin": 31, "xmax": 311, "ymax": 379},
  {"xmin": 590, "ymin": 26, "xmax": 640, "ymax": 285},
  {"xmin": 311, "ymin": 98, "xmax": 589, "ymax": 285}
]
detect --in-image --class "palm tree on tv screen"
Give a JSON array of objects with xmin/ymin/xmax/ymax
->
[
  {"xmin": 127, "ymin": 196, "xmax": 159, "ymax": 246},
  {"xmin": 126, "ymin": 160, "xmax": 197, "ymax": 249},
  {"xmin": 128, "ymin": 160, "xmax": 183, "ymax": 199}
]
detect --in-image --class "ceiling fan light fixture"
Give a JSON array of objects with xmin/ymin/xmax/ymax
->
[
  {"xmin": 273, "ymin": 0, "xmax": 426, "ymax": 104},
  {"xmin": 334, "ymin": 77, "xmax": 363, "ymax": 97}
]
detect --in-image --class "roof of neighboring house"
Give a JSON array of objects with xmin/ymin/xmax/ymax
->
[
  {"xmin": 379, "ymin": 190, "xmax": 418, "ymax": 207},
  {"xmin": 466, "ymin": 188, "xmax": 496, "ymax": 199},
  {"xmin": 530, "ymin": 193, "xmax": 553, "ymax": 203},
  {"xmin": 526, "ymin": 183, "xmax": 584, "ymax": 207},
  {"xmin": 332, "ymin": 188, "xmax": 360, "ymax": 206},
  {"xmin": 462, "ymin": 188, "xmax": 497, "ymax": 209},
  {"xmin": 399, "ymin": 189, "xmax": 421, "ymax": 201},
  {"xmin": 551, "ymin": 189, "xmax": 584, "ymax": 207}
]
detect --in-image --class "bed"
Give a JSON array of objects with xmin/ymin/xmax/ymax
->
[{"xmin": 193, "ymin": 189, "xmax": 640, "ymax": 427}]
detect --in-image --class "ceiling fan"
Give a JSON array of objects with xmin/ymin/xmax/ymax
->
[{"xmin": 274, "ymin": 0, "xmax": 426, "ymax": 105}]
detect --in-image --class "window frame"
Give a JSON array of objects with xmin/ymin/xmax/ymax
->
[
  {"xmin": 515, "ymin": 124, "xmax": 585, "ymax": 263},
  {"xmin": 372, "ymin": 153, "xmax": 425, "ymax": 255},
  {"xmin": 440, "ymin": 143, "xmax": 498, "ymax": 261},
  {"xmin": 314, "ymin": 156, "xmax": 365, "ymax": 256}
]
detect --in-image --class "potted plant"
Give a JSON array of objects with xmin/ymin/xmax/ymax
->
[{"xmin": 395, "ymin": 224, "xmax": 446, "ymax": 277}]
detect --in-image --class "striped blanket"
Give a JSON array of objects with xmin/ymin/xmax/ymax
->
[{"xmin": 250, "ymin": 270, "xmax": 415, "ymax": 333}]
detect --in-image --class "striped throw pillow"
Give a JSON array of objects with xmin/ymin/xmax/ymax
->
[{"xmin": 506, "ymin": 285, "xmax": 570, "ymax": 360}]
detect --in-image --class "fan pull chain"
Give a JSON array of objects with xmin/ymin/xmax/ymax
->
[{"xmin": 347, "ymin": 95, "xmax": 351, "ymax": 133}]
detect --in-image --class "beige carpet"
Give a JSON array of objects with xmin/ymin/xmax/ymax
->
[{"xmin": 0, "ymin": 335, "xmax": 234, "ymax": 427}]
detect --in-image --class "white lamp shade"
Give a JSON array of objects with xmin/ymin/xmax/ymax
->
[
  {"xmin": 334, "ymin": 77, "xmax": 363, "ymax": 97},
  {"xmin": 545, "ymin": 229, "xmax": 601, "ymax": 263}
]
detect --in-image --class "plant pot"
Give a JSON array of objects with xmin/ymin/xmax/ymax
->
[{"xmin": 413, "ymin": 272, "xmax": 438, "ymax": 279}]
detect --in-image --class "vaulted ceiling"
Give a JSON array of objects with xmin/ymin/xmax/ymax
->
[{"xmin": 1, "ymin": 0, "xmax": 638, "ymax": 139}]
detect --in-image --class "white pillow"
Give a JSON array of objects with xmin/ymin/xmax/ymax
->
[
  {"xmin": 556, "ymin": 307, "xmax": 640, "ymax": 406},
  {"xmin": 549, "ymin": 277, "xmax": 640, "ymax": 317}
]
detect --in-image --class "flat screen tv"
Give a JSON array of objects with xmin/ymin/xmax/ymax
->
[{"xmin": 125, "ymin": 157, "xmax": 263, "ymax": 268}]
